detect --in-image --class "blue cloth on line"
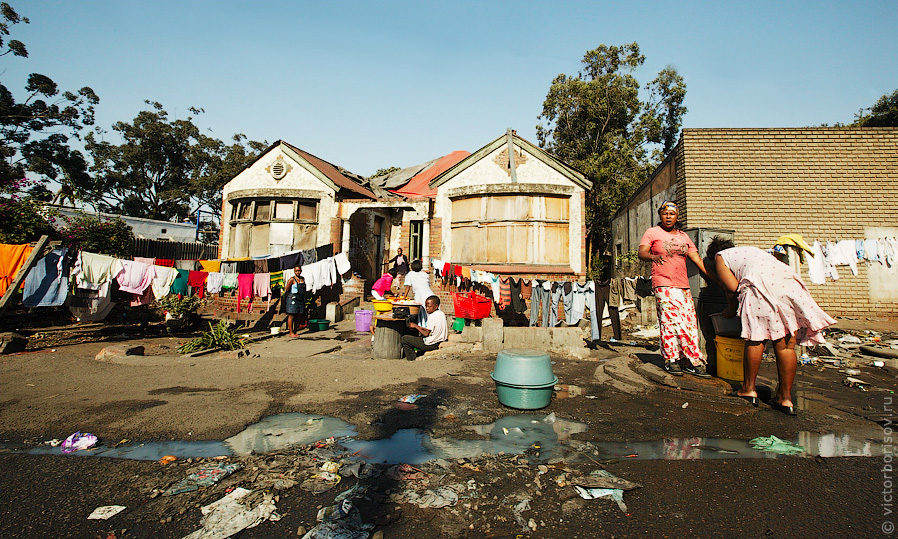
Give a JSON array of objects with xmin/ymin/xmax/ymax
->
[{"xmin": 23, "ymin": 248, "xmax": 70, "ymax": 307}]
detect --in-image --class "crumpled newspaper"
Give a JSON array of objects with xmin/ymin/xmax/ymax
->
[{"xmin": 182, "ymin": 488, "xmax": 280, "ymax": 539}]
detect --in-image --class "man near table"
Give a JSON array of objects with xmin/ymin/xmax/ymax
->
[{"xmin": 401, "ymin": 295, "xmax": 448, "ymax": 361}]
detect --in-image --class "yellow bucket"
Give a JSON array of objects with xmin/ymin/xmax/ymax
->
[{"xmin": 714, "ymin": 335, "xmax": 745, "ymax": 382}]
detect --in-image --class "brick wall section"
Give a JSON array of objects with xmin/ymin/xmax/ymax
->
[{"xmin": 680, "ymin": 127, "xmax": 898, "ymax": 318}]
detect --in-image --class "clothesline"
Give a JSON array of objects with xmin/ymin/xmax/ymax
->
[
  {"xmin": 775, "ymin": 236, "xmax": 898, "ymax": 284},
  {"xmin": 5, "ymin": 242, "xmax": 353, "ymax": 321}
]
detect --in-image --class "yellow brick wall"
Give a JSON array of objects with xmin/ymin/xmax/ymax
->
[{"xmin": 680, "ymin": 127, "xmax": 898, "ymax": 318}]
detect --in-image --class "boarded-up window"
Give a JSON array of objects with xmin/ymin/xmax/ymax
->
[
  {"xmin": 298, "ymin": 202, "xmax": 317, "ymax": 221},
  {"xmin": 450, "ymin": 194, "xmax": 570, "ymax": 266},
  {"xmin": 274, "ymin": 201, "xmax": 294, "ymax": 220},
  {"xmin": 254, "ymin": 202, "xmax": 271, "ymax": 221},
  {"xmin": 228, "ymin": 198, "xmax": 319, "ymax": 257}
]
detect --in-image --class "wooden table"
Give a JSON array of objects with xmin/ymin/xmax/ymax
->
[{"xmin": 373, "ymin": 315, "xmax": 409, "ymax": 359}]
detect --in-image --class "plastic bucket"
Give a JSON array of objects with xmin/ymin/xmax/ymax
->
[
  {"xmin": 714, "ymin": 335, "xmax": 745, "ymax": 382},
  {"xmin": 493, "ymin": 379, "xmax": 558, "ymax": 410},
  {"xmin": 355, "ymin": 310, "xmax": 374, "ymax": 332},
  {"xmin": 452, "ymin": 317, "xmax": 465, "ymax": 331}
]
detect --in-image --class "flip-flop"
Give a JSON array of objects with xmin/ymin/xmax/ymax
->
[
  {"xmin": 770, "ymin": 400, "xmax": 797, "ymax": 416},
  {"xmin": 730, "ymin": 392, "xmax": 759, "ymax": 407}
]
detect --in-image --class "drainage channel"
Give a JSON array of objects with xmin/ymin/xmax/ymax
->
[{"xmin": 4, "ymin": 412, "xmax": 883, "ymax": 463}]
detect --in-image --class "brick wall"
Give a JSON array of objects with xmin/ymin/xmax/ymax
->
[{"xmin": 681, "ymin": 127, "xmax": 898, "ymax": 318}]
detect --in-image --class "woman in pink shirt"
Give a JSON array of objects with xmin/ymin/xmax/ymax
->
[{"xmin": 638, "ymin": 201, "xmax": 710, "ymax": 377}]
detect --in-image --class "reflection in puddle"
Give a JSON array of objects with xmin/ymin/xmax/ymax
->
[{"xmin": 5, "ymin": 412, "xmax": 883, "ymax": 462}]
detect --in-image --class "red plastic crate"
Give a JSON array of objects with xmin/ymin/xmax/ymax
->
[{"xmin": 453, "ymin": 291, "xmax": 492, "ymax": 319}]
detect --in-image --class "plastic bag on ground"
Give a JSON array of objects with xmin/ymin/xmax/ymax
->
[
  {"xmin": 182, "ymin": 487, "xmax": 280, "ymax": 539},
  {"xmin": 750, "ymin": 435, "xmax": 805, "ymax": 455},
  {"xmin": 62, "ymin": 432, "xmax": 98, "ymax": 453},
  {"xmin": 302, "ymin": 500, "xmax": 373, "ymax": 539},
  {"xmin": 164, "ymin": 462, "xmax": 242, "ymax": 496}
]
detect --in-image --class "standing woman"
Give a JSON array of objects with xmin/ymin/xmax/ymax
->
[
  {"xmin": 284, "ymin": 266, "xmax": 308, "ymax": 337},
  {"xmin": 388, "ymin": 248, "xmax": 410, "ymax": 275},
  {"xmin": 705, "ymin": 238, "xmax": 836, "ymax": 415},
  {"xmin": 638, "ymin": 201, "xmax": 711, "ymax": 377}
]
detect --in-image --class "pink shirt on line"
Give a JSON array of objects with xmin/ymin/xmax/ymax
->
[{"xmin": 639, "ymin": 226, "xmax": 697, "ymax": 289}]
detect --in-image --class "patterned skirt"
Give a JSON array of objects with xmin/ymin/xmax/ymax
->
[{"xmin": 655, "ymin": 286, "xmax": 704, "ymax": 365}]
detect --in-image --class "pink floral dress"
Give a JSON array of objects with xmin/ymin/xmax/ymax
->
[{"xmin": 719, "ymin": 247, "xmax": 836, "ymax": 345}]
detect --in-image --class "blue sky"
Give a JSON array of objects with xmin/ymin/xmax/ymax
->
[{"xmin": 5, "ymin": 0, "xmax": 897, "ymax": 177}]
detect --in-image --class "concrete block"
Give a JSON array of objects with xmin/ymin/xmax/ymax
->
[
  {"xmin": 457, "ymin": 325, "xmax": 483, "ymax": 343},
  {"xmin": 550, "ymin": 327, "xmax": 587, "ymax": 352},
  {"xmin": 503, "ymin": 327, "xmax": 549, "ymax": 350},
  {"xmin": 481, "ymin": 318, "xmax": 504, "ymax": 353},
  {"xmin": 95, "ymin": 345, "xmax": 145, "ymax": 361},
  {"xmin": 325, "ymin": 302, "xmax": 344, "ymax": 323},
  {"xmin": 0, "ymin": 332, "xmax": 27, "ymax": 354}
]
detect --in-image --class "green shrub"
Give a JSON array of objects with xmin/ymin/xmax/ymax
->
[{"xmin": 60, "ymin": 214, "xmax": 134, "ymax": 257}]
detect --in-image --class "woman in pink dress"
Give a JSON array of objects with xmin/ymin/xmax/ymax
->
[
  {"xmin": 638, "ymin": 201, "xmax": 711, "ymax": 378},
  {"xmin": 705, "ymin": 237, "xmax": 836, "ymax": 415}
]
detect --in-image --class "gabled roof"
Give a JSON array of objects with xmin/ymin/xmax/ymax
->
[
  {"xmin": 238, "ymin": 140, "xmax": 376, "ymax": 199},
  {"xmin": 279, "ymin": 141, "xmax": 376, "ymax": 199},
  {"xmin": 429, "ymin": 132, "xmax": 591, "ymax": 191},
  {"xmin": 391, "ymin": 151, "xmax": 471, "ymax": 199}
]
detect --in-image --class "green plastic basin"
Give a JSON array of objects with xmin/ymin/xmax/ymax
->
[{"xmin": 491, "ymin": 349, "xmax": 555, "ymax": 387}]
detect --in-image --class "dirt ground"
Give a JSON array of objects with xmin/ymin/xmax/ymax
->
[{"xmin": 0, "ymin": 312, "xmax": 896, "ymax": 538}]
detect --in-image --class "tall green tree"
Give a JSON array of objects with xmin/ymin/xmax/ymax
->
[
  {"xmin": 852, "ymin": 89, "xmax": 898, "ymax": 127},
  {"xmin": 85, "ymin": 101, "xmax": 265, "ymax": 221},
  {"xmin": 0, "ymin": 2, "xmax": 98, "ymax": 196},
  {"xmin": 536, "ymin": 43, "xmax": 687, "ymax": 270}
]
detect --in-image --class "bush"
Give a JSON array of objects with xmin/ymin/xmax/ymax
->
[
  {"xmin": 60, "ymin": 214, "xmax": 134, "ymax": 257},
  {"xmin": 157, "ymin": 295, "xmax": 202, "ymax": 318},
  {"xmin": 0, "ymin": 198, "xmax": 57, "ymax": 244}
]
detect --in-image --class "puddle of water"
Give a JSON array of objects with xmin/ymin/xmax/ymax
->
[
  {"xmin": 224, "ymin": 413, "xmax": 357, "ymax": 456},
  {"xmin": 4, "ymin": 412, "xmax": 883, "ymax": 462}
]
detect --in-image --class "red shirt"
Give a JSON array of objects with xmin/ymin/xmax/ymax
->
[{"xmin": 639, "ymin": 226, "xmax": 697, "ymax": 289}]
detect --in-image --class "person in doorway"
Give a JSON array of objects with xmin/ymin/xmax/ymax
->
[
  {"xmin": 638, "ymin": 201, "xmax": 711, "ymax": 378},
  {"xmin": 705, "ymin": 237, "xmax": 836, "ymax": 415},
  {"xmin": 371, "ymin": 268, "xmax": 398, "ymax": 300},
  {"xmin": 401, "ymin": 295, "xmax": 448, "ymax": 361},
  {"xmin": 388, "ymin": 248, "xmax": 410, "ymax": 275},
  {"xmin": 402, "ymin": 259, "xmax": 435, "ymax": 304},
  {"xmin": 284, "ymin": 267, "xmax": 308, "ymax": 337}
]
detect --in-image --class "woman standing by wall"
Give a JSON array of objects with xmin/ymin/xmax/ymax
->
[{"xmin": 638, "ymin": 201, "xmax": 710, "ymax": 377}]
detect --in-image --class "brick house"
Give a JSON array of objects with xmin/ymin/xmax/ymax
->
[
  {"xmin": 216, "ymin": 132, "xmax": 590, "ymax": 320},
  {"xmin": 611, "ymin": 127, "xmax": 898, "ymax": 319}
]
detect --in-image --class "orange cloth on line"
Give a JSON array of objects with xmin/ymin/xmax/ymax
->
[
  {"xmin": 461, "ymin": 267, "xmax": 471, "ymax": 280},
  {"xmin": 0, "ymin": 243, "xmax": 34, "ymax": 296},
  {"xmin": 199, "ymin": 260, "xmax": 221, "ymax": 272}
]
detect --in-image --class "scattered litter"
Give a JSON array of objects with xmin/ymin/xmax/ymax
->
[
  {"xmin": 398, "ymin": 394, "xmax": 425, "ymax": 403},
  {"xmin": 841, "ymin": 369, "xmax": 861, "ymax": 376},
  {"xmin": 163, "ymin": 462, "xmax": 242, "ymax": 496},
  {"xmin": 572, "ymin": 472, "xmax": 641, "ymax": 490},
  {"xmin": 681, "ymin": 402, "xmax": 689, "ymax": 409},
  {"xmin": 632, "ymin": 326, "xmax": 660, "ymax": 339},
  {"xmin": 182, "ymin": 487, "xmax": 280, "ymax": 539},
  {"xmin": 61, "ymin": 432, "xmax": 98, "ymax": 453},
  {"xmin": 301, "ymin": 500, "xmax": 373, "ymax": 539},
  {"xmin": 392, "ymin": 487, "xmax": 459, "ymax": 508},
  {"xmin": 512, "ymin": 498, "xmax": 532, "ymax": 532},
  {"xmin": 838, "ymin": 334, "xmax": 862, "ymax": 344},
  {"xmin": 159, "ymin": 455, "xmax": 177, "ymax": 465},
  {"xmin": 386, "ymin": 463, "xmax": 428, "ymax": 482},
  {"xmin": 844, "ymin": 377, "xmax": 870, "ymax": 390},
  {"xmin": 301, "ymin": 471, "xmax": 342, "ymax": 494},
  {"xmin": 43, "ymin": 439, "xmax": 61, "ymax": 447},
  {"xmin": 750, "ymin": 435, "xmax": 805, "ymax": 455},
  {"xmin": 873, "ymin": 361, "xmax": 886, "ymax": 368},
  {"xmin": 320, "ymin": 461, "xmax": 341, "ymax": 473},
  {"xmin": 87, "ymin": 505, "xmax": 126, "ymax": 520}
]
